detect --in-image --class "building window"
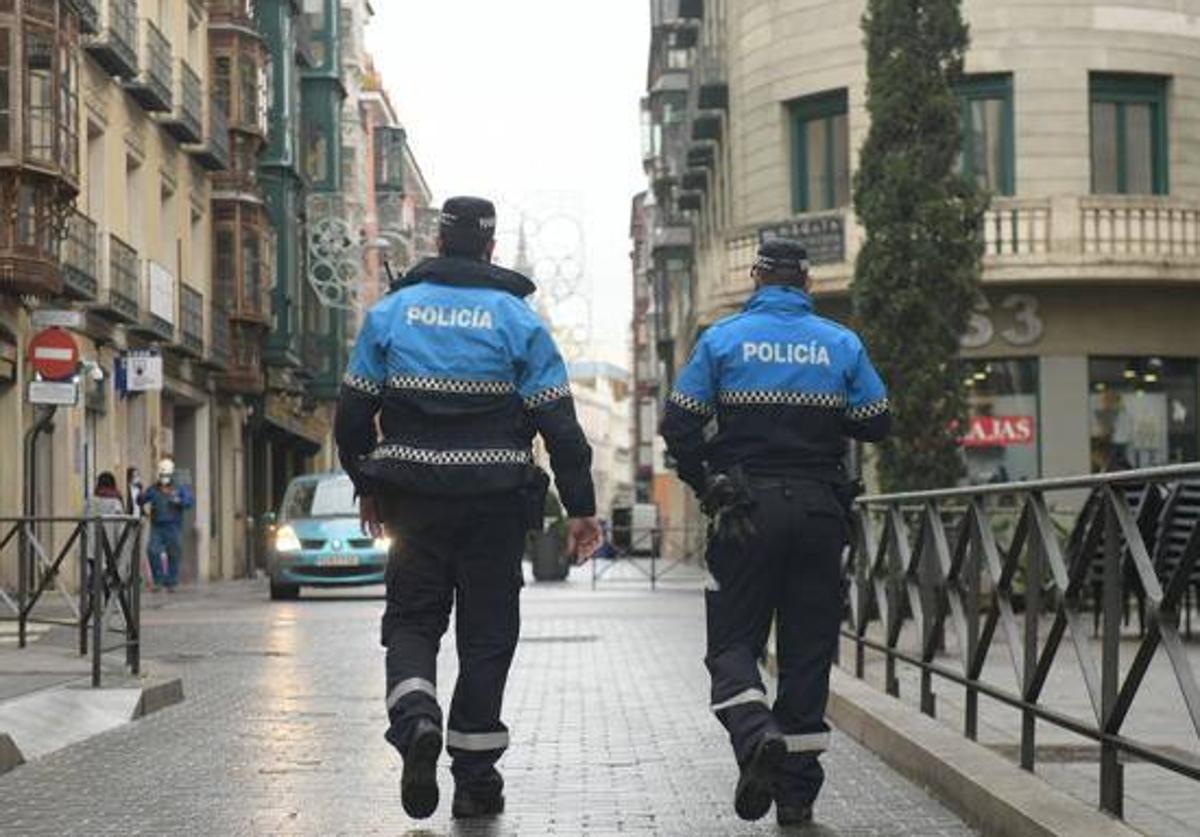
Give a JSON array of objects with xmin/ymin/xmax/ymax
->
[
  {"xmin": 1089, "ymin": 358, "xmax": 1197, "ymax": 471},
  {"xmin": 961, "ymin": 359, "xmax": 1040, "ymax": 484},
  {"xmin": 790, "ymin": 90, "xmax": 850, "ymax": 213},
  {"xmin": 212, "ymin": 55, "xmax": 231, "ymax": 117},
  {"xmin": 0, "ymin": 28, "xmax": 10, "ymax": 153},
  {"xmin": 306, "ymin": 122, "xmax": 327, "ymax": 184},
  {"xmin": 1090, "ymin": 74, "xmax": 1169, "ymax": 195},
  {"xmin": 239, "ymin": 55, "xmax": 257, "ymax": 128},
  {"xmin": 25, "ymin": 29, "xmax": 53, "ymax": 163},
  {"xmin": 956, "ymin": 74, "xmax": 1013, "ymax": 195}
]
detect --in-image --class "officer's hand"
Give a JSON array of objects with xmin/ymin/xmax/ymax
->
[
  {"xmin": 567, "ymin": 517, "xmax": 603, "ymax": 565},
  {"xmin": 359, "ymin": 495, "xmax": 383, "ymax": 538}
]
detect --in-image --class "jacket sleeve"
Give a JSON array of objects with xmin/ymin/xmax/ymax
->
[
  {"xmin": 178, "ymin": 485, "xmax": 195, "ymax": 510},
  {"xmin": 842, "ymin": 337, "xmax": 892, "ymax": 443},
  {"xmin": 335, "ymin": 309, "xmax": 387, "ymax": 496},
  {"xmin": 659, "ymin": 335, "xmax": 718, "ymax": 497},
  {"xmin": 517, "ymin": 317, "xmax": 596, "ymax": 518}
]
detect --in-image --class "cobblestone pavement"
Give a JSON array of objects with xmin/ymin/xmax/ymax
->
[{"xmin": 0, "ymin": 574, "xmax": 973, "ymax": 836}]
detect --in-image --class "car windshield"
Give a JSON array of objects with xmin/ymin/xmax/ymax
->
[{"xmin": 281, "ymin": 476, "xmax": 358, "ymax": 520}]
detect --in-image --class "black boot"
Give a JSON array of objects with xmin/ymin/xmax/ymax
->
[
  {"xmin": 452, "ymin": 785, "xmax": 506, "ymax": 819},
  {"xmin": 777, "ymin": 802, "xmax": 814, "ymax": 828},
  {"xmin": 401, "ymin": 719, "xmax": 442, "ymax": 820},
  {"xmin": 734, "ymin": 732, "xmax": 786, "ymax": 821}
]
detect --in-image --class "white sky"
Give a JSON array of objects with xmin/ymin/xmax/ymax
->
[{"xmin": 365, "ymin": 2, "xmax": 650, "ymax": 368}]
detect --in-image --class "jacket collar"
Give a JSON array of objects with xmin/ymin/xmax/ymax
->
[
  {"xmin": 392, "ymin": 257, "xmax": 537, "ymax": 299},
  {"xmin": 744, "ymin": 284, "xmax": 814, "ymax": 315}
]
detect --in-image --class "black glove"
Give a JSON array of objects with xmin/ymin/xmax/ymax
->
[{"xmin": 702, "ymin": 471, "xmax": 758, "ymax": 548}]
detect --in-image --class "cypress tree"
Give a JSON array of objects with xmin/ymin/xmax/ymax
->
[{"xmin": 851, "ymin": 0, "xmax": 987, "ymax": 492}]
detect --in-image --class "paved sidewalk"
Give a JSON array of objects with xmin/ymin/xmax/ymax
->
[{"xmin": 0, "ymin": 576, "xmax": 973, "ymax": 836}]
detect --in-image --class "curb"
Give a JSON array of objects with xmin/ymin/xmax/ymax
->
[
  {"xmin": 0, "ymin": 732, "xmax": 23, "ymax": 774},
  {"xmin": 132, "ymin": 675, "xmax": 185, "ymax": 719},
  {"xmin": 826, "ymin": 667, "xmax": 1140, "ymax": 837}
]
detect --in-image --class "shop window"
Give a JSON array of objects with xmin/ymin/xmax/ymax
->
[
  {"xmin": 961, "ymin": 358, "xmax": 1040, "ymax": 484},
  {"xmin": 956, "ymin": 74, "xmax": 1013, "ymax": 195},
  {"xmin": 1089, "ymin": 357, "xmax": 1198, "ymax": 471},
  {"xmin": 790, "ymin": 90, "xmax": 850, "ymax": 213},
  {"xmin": 1090, "ymin": 74, "xmax": 1169, "ymax": 195}
]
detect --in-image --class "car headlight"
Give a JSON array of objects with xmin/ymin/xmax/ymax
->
[
  {"xmin": 275, "ymin": 525, "xmax": 301, "ymax": 553},
  {"xmin": 374, "ymin": 536, "xmax": 393, "ymax": 552}
]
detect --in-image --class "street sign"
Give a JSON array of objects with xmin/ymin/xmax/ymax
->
[
  {"xmin": 31, "ymin": 309, "xmax": 85, "ymax": 330},
  {"xmin": 29, "ymin": 380, "xmax": 79, "ymax": 406},
  {"xmin": 28, "ymin": 327, "xmax": 79, "ymax": 381},
  {"xmin": 125, "ymin": 353, "xmax": 163, "ymax": 392}
]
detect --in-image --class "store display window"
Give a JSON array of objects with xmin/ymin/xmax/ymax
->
[
  {"xmin": 1089, "ymin": 357, "xmax": 1198, "ymax": 471},
  {"xmin": 961, "ymin": 358, "xmax": 1040, "ymax": 484}
]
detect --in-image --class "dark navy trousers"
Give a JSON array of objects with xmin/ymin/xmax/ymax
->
[
  {"xmin": 705, "ymin": 477, "xmax": 847, "ymax": 807},
  {"xmin": 380, "ymin": 494, "xmax": 527, "ymax": 794}
]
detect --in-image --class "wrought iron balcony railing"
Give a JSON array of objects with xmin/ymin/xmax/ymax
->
[
  {"xmin": 100, "ymin": 232, "xmax": 139, "ymax": 324},
  {"xmin": 185, "ymin": 98, "xmax": 230, "ymax": 171},
  {"xmin": 179, "ymin": 284, "xmax": 204, "ymax": 357},
  {"xmin": 843, "ymin": 463, "xmax": 1200, "ymax": 821},
  {"xmin": 71, "ymin": 0, "xmax": 101, "ymax": 34},
  {"xmin": 123, "ymin": 18, "xmax": 172, "ymax": 113},
  {"xmin": 162, "ymin": 59, "xmax": 203, "ymax": 143},
  {"xmin": 61, "ymin": 210, "xmax": 99, "ymax": 301},
  {"xmin": 207, "ymin": 300, "xmax": 231, "ymax": 370},
  {"xmin": 84, "ymin": 0, "xmax": 138, "ymax": 79}
]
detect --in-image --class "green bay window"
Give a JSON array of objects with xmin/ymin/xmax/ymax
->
[
  {"xmin": 1090, "ymin": 73, "xmax": 1169, "ymax": 195},
  {"xmin": 956, "ymin": 74, "xmax": 1014, "ymax": 195},
  {"xmin": 790, "ymin": 90, "xmax": 850, "ymax": 213}
]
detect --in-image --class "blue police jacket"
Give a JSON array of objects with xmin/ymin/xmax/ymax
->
[
  {"xmin": 334, "ymin": 257, "xmax": 596, "ymax": 517},
  {"xmin": 659, "ymin": 285, "xmax": 891, "ymax": 494}
]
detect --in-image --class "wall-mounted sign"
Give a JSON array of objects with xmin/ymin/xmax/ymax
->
[
  {"xmin": 31, "ymin": 309, "xmax": 85, "ymax": 330},
  {"xmin": 759, "ymin": 214, "xmax": 846, "ymax": 266},
  {"xmin": 148, "ymin": 262, "xmax": 176, "ymax": 326},
  {"xmin": 29, "ymin": 380, "xmax": 79, "ymax": 406},
  {"xmin": 124, "ymin": 353, "xmax": 164, "ymax": 392},
  {"xmin": 962, "ymin": 415, "xmax": 1036, "ymax": 448},
  {"xmin": 962, "ymin": 294, "xmax": 1044, "ymax": 350},
  {"xmin": 28, "ymin": 327, "xmax": 79, "ymax": 381}
]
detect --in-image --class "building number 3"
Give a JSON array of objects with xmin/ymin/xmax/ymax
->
[{"xmin": 961, "ymin": 294, "xmax": 1044, "ymax": 350}]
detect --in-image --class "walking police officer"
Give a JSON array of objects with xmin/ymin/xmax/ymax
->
[
  {"xmin": 660, "ymin": 239, "xmax": 891, "ymax": 827},
  {"xmin": 335, "ymin": 197, "xmax": 602, "ymax": 821}
]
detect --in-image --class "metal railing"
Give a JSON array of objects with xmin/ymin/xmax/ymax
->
[
  {"xmin": 208, "ymin": 300, "xmax": 231, "ymax": 368},
  {"xmin": 180, "ymin": 284, "xmax": 204, "ymax": 356},
  {"xmin": 843, "ymin": 463, "xmax": 1200, "ymax": 820},
  {"xmin": 176, "ymin": 59, "xmax": 203, "ymax": 140},
  {"xmin": 61, "ymin": 209, "xmax": 99, "ymax": 299},
  {"xmin": 107, "ymin": 232, "xmax": 140, "ymax": 320},
  {"xmin": 0, "ymin": 515, "xmax": 142, "ymax": 687},
  {"xmin": 139, "ymin": 18, "xmax": 172, "ymax": 109},
  {"xmin": 591, "ymin": 526, "xmax": 707, "ymax": 590}
]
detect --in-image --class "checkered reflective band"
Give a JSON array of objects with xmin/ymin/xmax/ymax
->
[
  {"xmin": 668, "ymin": 391, "xmax": 716, "ymax": 417},
  {"xmin": 718, "ymin": 390, "xmax": 847, "ymax": 409},
  {"xmin": 370, "ymin": 445, "xmax": 533, "ymax": 467},
  {"xmin": 342, "ymin": 373, "xmax": 383, "ymax": 397},
  {"xmin": 523, "ymin": 383, "xmax": 572, "ymax": 411},
  {"xmin": 846, "ymin": 397, "xmax": 890, "ymax": 421},
  {"xmin": 387, "ymin": 375, "xmax": 515, "ymax": 397}
]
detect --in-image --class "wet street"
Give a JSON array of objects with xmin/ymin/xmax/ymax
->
[{"xmin": 0, "ymin": 573, "xmax": 972, "ymax": 836}]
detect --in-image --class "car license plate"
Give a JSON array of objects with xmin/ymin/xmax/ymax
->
[{"xmin": 316, "ymin": 555, "xmax": 359, "ymax": 567}]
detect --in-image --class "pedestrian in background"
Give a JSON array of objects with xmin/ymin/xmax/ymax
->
[
  {"xmin": 137, "ymin": 458, "xmax": 193, "ymax": 592},
  {"xmin": 660, "ymin": 239, "xmax": 891, "ymax": 827},
  {"xmin": 86, "ymin": 472, "xmax": 127, "ymax": 618},
  {"xmin": 335, "ymin": 196, "xmax": 602, "ymax": 822}
]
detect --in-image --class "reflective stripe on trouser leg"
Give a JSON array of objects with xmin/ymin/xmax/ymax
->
[
  {"xmin": 710, "ymin": 687, "xmax": 770, "ymax": 714},
  {"xmin": 386, "ymin": 677, "xmax": 437, "ymax": 711},
  {"xmin": 784, "ymin": 732, "xmax": 830, "ymax": 753},
  {"xmin": 446, "ymin": 729, "xmax": 510, "ymax": 752}
]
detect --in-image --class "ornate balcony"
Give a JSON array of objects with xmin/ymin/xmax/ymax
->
[
  {"xmin": 123, "ymin": 18, "xmax": 172, "ymax": 112},
  {"xmin": 61, "ymin": 210, "xmax": 99, "ymax": 301},
  {"xmin": 83, "ymin": 0, "xmax": 137, "ymax": 79},
  {"xmin": 70, "ymin": 0, "xmax": 100, "ymax": 34},
  {"xmin": 94, "ymin": 232, "xmax": 139, "ymax": 324},
  {"xmin": 217, "ymin": 322, "xmax": 266, "ymax": 394},
  {"xmin": 161, "ymin": 60, "xmax": 203, "ymax": 143},
  {"xmin": 185, "ymin": 98, "xmax": 230, "ymax": 171},
  {"xmin": 178, "ymin": 284, "xmax": 205, "ymax": 358}
]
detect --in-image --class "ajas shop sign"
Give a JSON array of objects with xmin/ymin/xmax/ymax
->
[{"xmin": 961, "ymin": 416, "xmax": 1036, "ymax": 448}]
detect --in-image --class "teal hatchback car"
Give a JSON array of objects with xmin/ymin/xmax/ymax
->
[{"xmin": 267, "ymin": 473, "xmax": 390, "ymax": 600}]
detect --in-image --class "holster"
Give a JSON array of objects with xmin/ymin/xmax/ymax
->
[{"xmin": 523, "ymin": 467, "xmax": 551, "ymax": 532}]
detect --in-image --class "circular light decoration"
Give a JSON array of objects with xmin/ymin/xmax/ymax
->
[{"xmin": 306, "ymin": 193, "xmax": 367, "ymax": 310}]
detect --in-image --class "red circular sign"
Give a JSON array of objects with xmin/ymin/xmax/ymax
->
[{"xmin": 28, "ymin": 327, "xmax": 79, "ymax": 381}]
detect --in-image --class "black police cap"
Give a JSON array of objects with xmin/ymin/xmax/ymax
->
[
  {"xmin": 755, "ymin": 237, "xmax": 809, "ymax": 273},
  {"xmin": 440, "ymin": 196, "xmax": 497, "ymax": 242}
]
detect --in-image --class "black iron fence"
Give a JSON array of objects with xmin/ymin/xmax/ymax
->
[
  {"xmin": 591, "ymin": 525, "xmax": 707, "ymax": 589},
  {"xmin": 0, "ymin": 515, "xmax": 142, "ymax": 686},
  {"xmin": 843, "ymin": 463, "xmax": 1200, "ymax": 820}
]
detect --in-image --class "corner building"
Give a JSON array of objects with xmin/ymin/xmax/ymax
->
[{"xmin": 637, "ymin": 0, "xmax": 1200, "ymax": 517}]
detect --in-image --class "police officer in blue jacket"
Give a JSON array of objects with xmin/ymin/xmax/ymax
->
[
  {"xmin": 660, "ymin": 238, "xmax": 891, "ymax": 827},
  {"xmin": 335, "ymin": 197, "xmax": 602, "ymax": 821}
]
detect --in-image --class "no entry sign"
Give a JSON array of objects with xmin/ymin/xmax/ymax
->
[{"xmin": 28, "ymin": 327, "xmax": 79, "ymax": 381}]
